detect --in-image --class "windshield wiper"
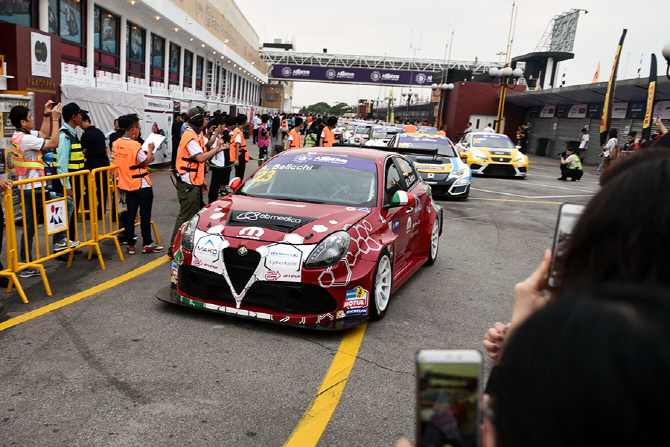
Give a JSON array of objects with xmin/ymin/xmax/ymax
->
[
  {"xmin": 273, "ymin": 196, "xmax": 325, "ymax": 204},
  {"xmin": 235, "ymin": 190, "xmax": 254, "ymax": 197}
]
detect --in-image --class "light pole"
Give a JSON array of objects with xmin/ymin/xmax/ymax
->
[
  {"xmin": 489, "ymin": 67, "xmax": 523, "ymax": 133},
  {"xmin": 431, "ymin": 82, "xmax": 454, "ymax": 130},
  {"xmin": 386, "ymin": 90, "xmax": 396, "ymax": 123},
  {"xmin": 663, "ymin": 42, "xmax": 670, "ymax": 79}
]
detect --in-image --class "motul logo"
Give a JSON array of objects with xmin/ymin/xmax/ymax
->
[{"xmin": 238, "ymin": 227, "xmax": 265, "ymax": 239}]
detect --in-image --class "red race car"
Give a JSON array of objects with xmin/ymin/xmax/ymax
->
[{"xmin": 157, "ymin": 148, "xmax": 443, "ymax": 329}]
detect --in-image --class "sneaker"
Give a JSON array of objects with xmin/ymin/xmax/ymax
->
[
  {"xmin": 54, "ymin": 240, "xmax": 81, "ymax": 252},
  {"xmin": 127, "ymin": 245, "xmax": 136, "ymax": 255},
  {"xmin": 19, "ymin": 268, "xmax": 41, "ymax": 278},
  {"xmin": 119, "ymin": 236, "xmax": 138, "ymax": 246},
  {"xmin": 143, "ymin": 243, "xmax": 164, "ymax": 253},
  {"xmin": 557, "ymin": 177, "xmax": 567, "ymax": 181}
]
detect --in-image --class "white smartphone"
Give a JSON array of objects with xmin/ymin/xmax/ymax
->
[
  {"xmin": 548, "ymin": 203, "xmax": 586, "ymax": 287},
  {"xmin": 416, "ymin": 349, "xmax": 482, "ymax": 447}
]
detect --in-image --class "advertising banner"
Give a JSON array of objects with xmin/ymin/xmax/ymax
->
[
  {"xmin": 262, "ymin": 85, "xmax": 283, "ymax": 109},
  {"xmin": 554, "ymin": 104, "xmax": 571, "ymax": 118},
  {"xmin": 568, "ymin": 104, "xmax": 588, "ymax": 118},
  {"xmin": 587, "ymin": 103, "xmax": 603, "ymax": 118},
  {"xmin": 31, "ymin": 32, "xmax": 52, "ymax": 78},
  {"xmin": 642, "ymin": 54, "xmax": 658, "ymax": 141},
  {"xmin": 539, "ymin": 105, "xmax": 555, "ymax": 118},
  {"xmin": 272, "ymin": 64, "xmax": 436, "ymax": 87},
  {"xmin": 653, "ymin": 101, "xmax": 670, "ymax": 120},
  {"xmin": 611, "ymin": 102, "xmax": 628, "ymax": 119},
  {"xmin": 627, "ymin": 101, "xmax": 647, "ymax": 119},
  {"xmin": 144, "ymin": 98, "xmax": 172, "ymax": 164}
]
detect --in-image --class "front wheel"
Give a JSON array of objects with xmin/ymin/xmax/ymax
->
[
  {"xmin": 425, "ymin": 218, "xmax": 440, "ymax": 266},
  {"xmin": 369, "ymin": 249, "xmax": 393, "ymax": 320}
]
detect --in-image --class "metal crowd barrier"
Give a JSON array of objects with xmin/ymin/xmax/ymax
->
[{"xmin": 0, "ymin": 171, "xmax": 105, "ymax": 303}]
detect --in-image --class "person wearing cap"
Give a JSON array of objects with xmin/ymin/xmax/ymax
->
[
  {"xmin": 9, "ymin": 101, "xmax": 79, "ymax": 278},
  {"xmin": 171, "ymin": 106, "xmax": 229, "ymax": 249}
]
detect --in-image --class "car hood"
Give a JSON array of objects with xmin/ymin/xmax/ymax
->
[
  {"xmin": 473, "ymin": 146, "xmax": 521, "ymax": 157},
  {"xmin": 197, "ymin": 195, "xmax": 372, "ymax": 244}
]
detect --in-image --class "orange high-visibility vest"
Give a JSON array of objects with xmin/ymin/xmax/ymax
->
[
  {"xmin": 115, "ymin": 137, "xmax": 151, "ymax": 191},
  {"xmin": 230, "ymin": 128, "xmax": 250, "ymax": 162},
  {"xmin": 404, "ymin": 125, "xmax": 417, "ymax": 133},
  {"xmin": 322, "ymin": 127, "xmax": 335, "ymax": 147},
  {"xmin": 288, "ymin": 129, "xmax": 302, "ymax": 149},
  {"xmin": 176, "ymin": 128, "xmax": 206, "ymax": 186},
  {"xmin": 437, "ymin": 130, "xmax": 446, "ymax": 136},
  {"xmin": 12, "ymin": 131, "xmax": 45, "ymax": 176}
]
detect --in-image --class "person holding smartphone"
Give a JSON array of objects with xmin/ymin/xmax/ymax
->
[
  {"xmin": 114, "ymin": 114, "xmax": 163, "ymax": 254},
  {"xmin": 621, "ymin": 131, "xmax": 639, "ymax": 156}
]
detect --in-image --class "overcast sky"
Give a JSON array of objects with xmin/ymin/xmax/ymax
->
[{"xmin": 236, "ymin": 0, "xmax": 669, "ymax": 108}]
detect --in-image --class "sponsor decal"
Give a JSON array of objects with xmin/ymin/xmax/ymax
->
[
  {"xmin": 193, "ymin": 234, "xmax": 227, "ymax": 272},
  {"xmin": 358, "ymin": 207, "xmax": 370, "ymax": 213},
  {"xmin": 262, "ymin": 243, "xmax": 304, "ymax": 283},
  {"xmin": 238, "ymin": 227, "xmax": 265, "ymax": 240},
  {"xmin": 228, "ymin": 210, "xmax": 316, "ymax": 232},
  {"xmin": 267, "ymin": 164, "xmax": 313, "ymax": 171},
  {"xmin": 344, "ymin": 286, "xmax": 369, "ymax": 316},
  {"xmin": 391, "ymin": 217, "xmax": 400, "ymax": 233},
  {"xmin": 171, "ymin": 260, "xmax": 179, "ymax": 284},
  {"xmin": 326, "ymin": 69, "xmax": 336, "ymax": 79},
  {"xmin": 312, "ymin": 225, "xmax": 329, "ymax": 233},
  {"xmin": 346, "ymin": 207, "xmax": 356, "ymax": 211},
  {"xmin": 265, "ymin": 270, "xmax": 281, "ymax": 281},
  {"xmin": 427, "ymin": 173, "xmax": 435, "ymax": 179},
  {"xmin": 371, "ymin": 71, "xmax": 382, "ymax": 82},
  {"xmin": 45, "ymin": 199, "xmax": 68, "ymax": 233},
  {"xmin": 270, "ymin": 153, "xmax": 377, "ymax": 172}
]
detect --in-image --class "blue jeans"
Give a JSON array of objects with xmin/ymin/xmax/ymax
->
[
  {"xmin": 124, "ymin": 187, "xmax": 154, "ymax": 247},
  {"xmin": 20, "ymin": 188, "xmax": 74, "ymax": 263}
]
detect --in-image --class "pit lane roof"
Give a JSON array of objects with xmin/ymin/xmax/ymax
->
[{"xmin": 506, "ymin": 77, "xmax": 670, "ymax": 107}]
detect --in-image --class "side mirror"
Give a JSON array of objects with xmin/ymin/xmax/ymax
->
[
  {"xmin": 389, "ymin": 190, "xmax": 415, "ymax": 207},
  {"xmin": 229, "ymin": 177, "xmax": 242, "ymax": 191},
  {"xmin": 515, "ymin": 145, "xmax": 521, "ymax": 150}
]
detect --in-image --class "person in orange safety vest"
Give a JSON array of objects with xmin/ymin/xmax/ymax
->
[
  {"xmin": 285, "ymin": 117, "xmax": 304, "ymax": 150},
  {"xmin": 319, "ymin": 116, "xmax": 338, "ymax": 147},
  {"xmin": 115, "ymin": 113, "xmax": 164, "ymax": 254},
  {"xmin": 231, "ymin": 114, "xmax": 250, "ymax": 181}
]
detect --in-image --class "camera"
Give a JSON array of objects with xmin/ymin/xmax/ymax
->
[{"xmin": 558, "ymin": 151, "xmax": 567, "ymax": 158}]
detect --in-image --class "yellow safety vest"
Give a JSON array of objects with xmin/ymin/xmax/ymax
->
[{"xmin": 54, "ymin": 127, "xmax": 85, "ymax": 172}]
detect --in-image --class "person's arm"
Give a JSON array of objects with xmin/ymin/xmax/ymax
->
[
  {"xmin": 41, "ymin": 104, "xmax": 63, "ymax": 150},
  {"xmin": 56, "ymin": 130, "xmax": 72, "ymax": 193},
  {"xmin": 654, "ymin": 117, "xmax": 667, "ymax": 135},
  {"xmin": 140, "ymin": 143, "xmax": 156, "ymax": 166},
  {"xmin": 560, "ymin": 155, "xmax": 568, "ymax": 165},
  {"xmin": 192, "ymin": 141, "xmax": 227, "ymax": 163},
  {"xmin": 37, "ymin": 100, "xmax": 55, "ymax": 138},
  {"xmin": 285, "ymin": 132, "xmax": 293, "ymax": 151}
]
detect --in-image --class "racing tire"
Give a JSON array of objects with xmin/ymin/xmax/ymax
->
[
  {"xmin": 425, "ymin": 218, "xmax": 440, "ymax": 266},
  {"xmin": 369, "ymin": 249, "xmax": 393, "ymax": 320}
]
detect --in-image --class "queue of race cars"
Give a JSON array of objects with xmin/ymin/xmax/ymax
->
[{"xmin": 158, "ymin": 119, "xmax": 529, "ymax": 330}]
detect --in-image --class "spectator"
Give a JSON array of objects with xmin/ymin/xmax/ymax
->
[
  {"xmin": 207, "ymin": 115, "xmax": 234, "ymax": 205},
  {"xmin": 105, "ymin": 119, "xmax": 119, "ymax": 140},
  {"xmin": 464, "ymin": 122, "xmax": 473, "ymax": 133},
  {"xmin": 483, "ymin": 123, "xmax": 494, "ymax": 133},
  {"xmin": 285, "ymin": 117, "xmax": 304, "ymax": 150},
  {"xmin": 621, "ymin": 131, "xmax": 639, "ymax": 156},
  {"xmin": 270, "ymin": 116, "xmax": 287, "ymax": 157},
  {"xmin": 170, "ymin": 112, "xmax": 183, "ymax": 170},
  {"xmin": 180, "ymin": 114, "xmax": 190, "ymax": 137},
  {"xmin": 319, "ymin": 116, "xmax": 337, "ymax": 147},
  {"xmin": 251, "ymin": 113, "xmax": 262, "ymax": 144},
  {"xmin": 577, "ymin": 128, "xmax": 589, "ymax": 160},
  {"xmin": 557, "ymin": 147, "xmax": 583, "ymax": 181},
  {"xmin": 257, "ymin": 114, "xmax": 270, "ymax": 164},
  {"xmin": 114, "ymin": 114, "xmax": 163, "ymax": 254},
  {"xmin": 108, "ymin": 115, "xmax": 125, "ymax": 151},
  {"xmin": 80, "ymin": 113, "xmax": 110, "ymax": 220},
  {"xmin": 518, "ymin": 123, "xmax": 529, "ymax": 154},
  {"xmin": 602, "ymin": 128, "xmax": 618, "ymax": 170},
  {"xmin": 231, "ymin": 114, "xmax": 250, "ymax": 180},
  {"xmin": 9, "ymin": 102, "xmax": 79, "ymax": 278}
]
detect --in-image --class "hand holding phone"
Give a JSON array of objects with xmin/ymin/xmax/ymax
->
[
  {"xmin": 548, "ymin": 203, "xmax": 585, "ymax": 287},
  {"xmin": 416, "ymin": 350, "xmax": 482, "ymax": 447}
]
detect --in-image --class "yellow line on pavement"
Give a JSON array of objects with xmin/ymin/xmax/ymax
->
[
  {"xmin": 470, "ymin": 197, "xmax": 564, "ymax": 205},
  {"xmin": 0, "ymin": 255, "xmax": 170, "ymax": 332},
  {"xmin": 284, "ymin": 322, "xmax": 368, "ymax": 447}
]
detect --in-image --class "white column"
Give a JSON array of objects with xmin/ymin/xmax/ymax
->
[
  {"xmin": 545, "ymin": 57, "xmax": 554, "ymax": 89},
  {"xmin": 38, "ymin": 0, "xmax": 48, "ymax": 32},
  {"xmin": 145, "ymin": 33, "xmax": 152, "ymax": 85},
  {"xmin": 86, "ymin": 1, "xmax": 95, "ymax": 74},
  {"xmin": 178, "ymin": 46, "xmax": 185, "ymax": 89},
  {"xmin": 164, "ymin": 38, "xmax": 170, "ymax": 87},
  {"xmin": 119, "ymin": 15, "xmax": 127, "ymax": 82}
]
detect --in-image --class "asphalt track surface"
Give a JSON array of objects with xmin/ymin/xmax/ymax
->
[{"xmin": 0, "ymin": 152, "xmax": 600, "ymax": 446}]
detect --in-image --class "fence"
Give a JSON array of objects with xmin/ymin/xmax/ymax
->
[{"xmin": 1, "ymin": 168, "xmax": 159, "ymax": 303}]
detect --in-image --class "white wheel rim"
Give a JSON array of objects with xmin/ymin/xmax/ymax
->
[
  {"xmin": 430, "ymin": 219, "xmax": 439, "ymax": 259},
  {"xmin": 375, "ymin": 256, "xmax": 392, "ymax": 313}
]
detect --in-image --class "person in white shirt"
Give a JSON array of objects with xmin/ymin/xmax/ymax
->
[
  {"xmin": 483, "ymin": 123, "xmax": 495, "ymax": 133},
  {"xmin": 578, "ymin": 128, "xmax": 589, "ymax": 160},
  {"xmin": 602, "ymin": 128, "xmax": 618, "ymax": 171},
  {"xmin": 251, "ymin": 114, "xmax": 262, "ymax": 144}
]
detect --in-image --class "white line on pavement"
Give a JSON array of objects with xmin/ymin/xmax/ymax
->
[{"xmin": 471, "ymin": 187, "xmax": 595, "ymax": 199}]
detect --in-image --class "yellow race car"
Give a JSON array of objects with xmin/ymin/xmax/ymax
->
[{"xmin": 456, "ymin": 132, "xmax": 528, "ymax": 177}]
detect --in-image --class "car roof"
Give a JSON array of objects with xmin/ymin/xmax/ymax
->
[
  {"xmin": 399, "ymin": 133, "xmax": 451, "ymax": 141},
  {"xmin": 469, "ymin": 132, "xmax": 512, "ymax": 139}
]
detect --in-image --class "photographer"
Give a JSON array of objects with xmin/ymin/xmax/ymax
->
[
  {"xmin": 557, "ymin": 147, "xmax": 583, "ymax": 181},
  {"xmin": 621, "ymin": 131, "xmax": 640, "ymax": 156}
]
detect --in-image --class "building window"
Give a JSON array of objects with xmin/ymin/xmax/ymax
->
[
  {"xmin": 183, "ymin": 50, "xmax": 193, "ymax": 87},
  {"xmin": 59, "ymin": 0, "xmax": 83, "ymax": 44},
  {"xmin": 221, "ymin": 68, "xmax": 226, "ymax": 96},
  {"xmin": 0, "ymin": 0, "xmax": 32, "ymax": 27},
  {"xmin": 93, "ymin": 7, "xmax": 118, "ymax": 73},
  {"xmin": 126, "ymin": 23, "xmax": 145, "ymax": 79},
  {"xmin": 168, "ymin": 43, "xmax": 180, "ymax": 85},
  {"xmin": 196, "ymin": 56, "xmax": 203, "ymax": 90},
  {"xmin": 150, "ymin": 33, "xmax": 165, "ymax": 82}
]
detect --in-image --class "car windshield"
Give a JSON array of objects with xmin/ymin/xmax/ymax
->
[
  {"xmin": 372, "ymin": 130, "xmax": 398, "ymax": 139},
  {"xmin": 355, "ymin": 127, "xmax": 370, "ymax": 134},
  {"xmin": 471, "ymin": 135, "xmax": 516, "ymax": 149},
  {"xmin": 239, "ymin": 153, "xmax": 378, "ymax": 207},
  {"xmin": 397, "ymin": 137, "xmax": 458, "ymax": 157},
  {"xmin": 346, "ymin": 124, "xmax": 357, "ymax": 131}
]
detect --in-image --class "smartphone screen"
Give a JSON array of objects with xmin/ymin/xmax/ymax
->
[
  {"xmin": 548, "ymin": 203, "xmax": 586, "ymax": 287},
  {"xmin": 416, "ymin": 350, "xmax": 482, "ymax": 447}
]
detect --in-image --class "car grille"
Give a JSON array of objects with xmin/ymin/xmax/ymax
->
[
  {"xmin": 223, "ymin": 247, "xmax": 261, "ymax": 294},
  {"xmin": 483, "ymin": 165, "xmax": 516, "ymax": 176},
  {"xmin": 490, "ymin": 157, "xmax": 512, "ymax": 163},
  {"xmin": 178, "ymin": 265, "xmax": 338, "ymax": 315}
]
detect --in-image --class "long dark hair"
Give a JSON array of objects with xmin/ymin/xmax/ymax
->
[
  {"xmin": 494, "ymin": 286, "xmax": 670, "ymax": 447},
  {"xmin": 556, "ymin": 155, "xmax": 670, "ymax": 294},
  {"xmin": 608, "ymin": 128, "xmax": 617, "ymax": 139},
  {"xmin": 272, "ymin": 116, "xmax": 280, "ymax": 138}
]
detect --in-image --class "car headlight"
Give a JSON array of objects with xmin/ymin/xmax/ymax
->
[
  {"xmin": 514, "ymin": 151, "xmax": 525, "ymax": 162},
  {"xmin": 181, "ymin": 215, "xmax": 199, "ymax": 252},
  {"xmin": 472, "ymin": 148, "xmax": 488, "ymax": 160},
  {"xmin": 305, "ymin": 231, "xmax": 351, "ymax": 269},
  {"xmin": 449, "ymin": 168, "xmax": 466, "ymax": 178}
]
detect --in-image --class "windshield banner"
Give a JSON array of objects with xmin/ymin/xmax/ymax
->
[{"xmin": 272, "ymin": 64, "xmax": 436, "ymax": 86}]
